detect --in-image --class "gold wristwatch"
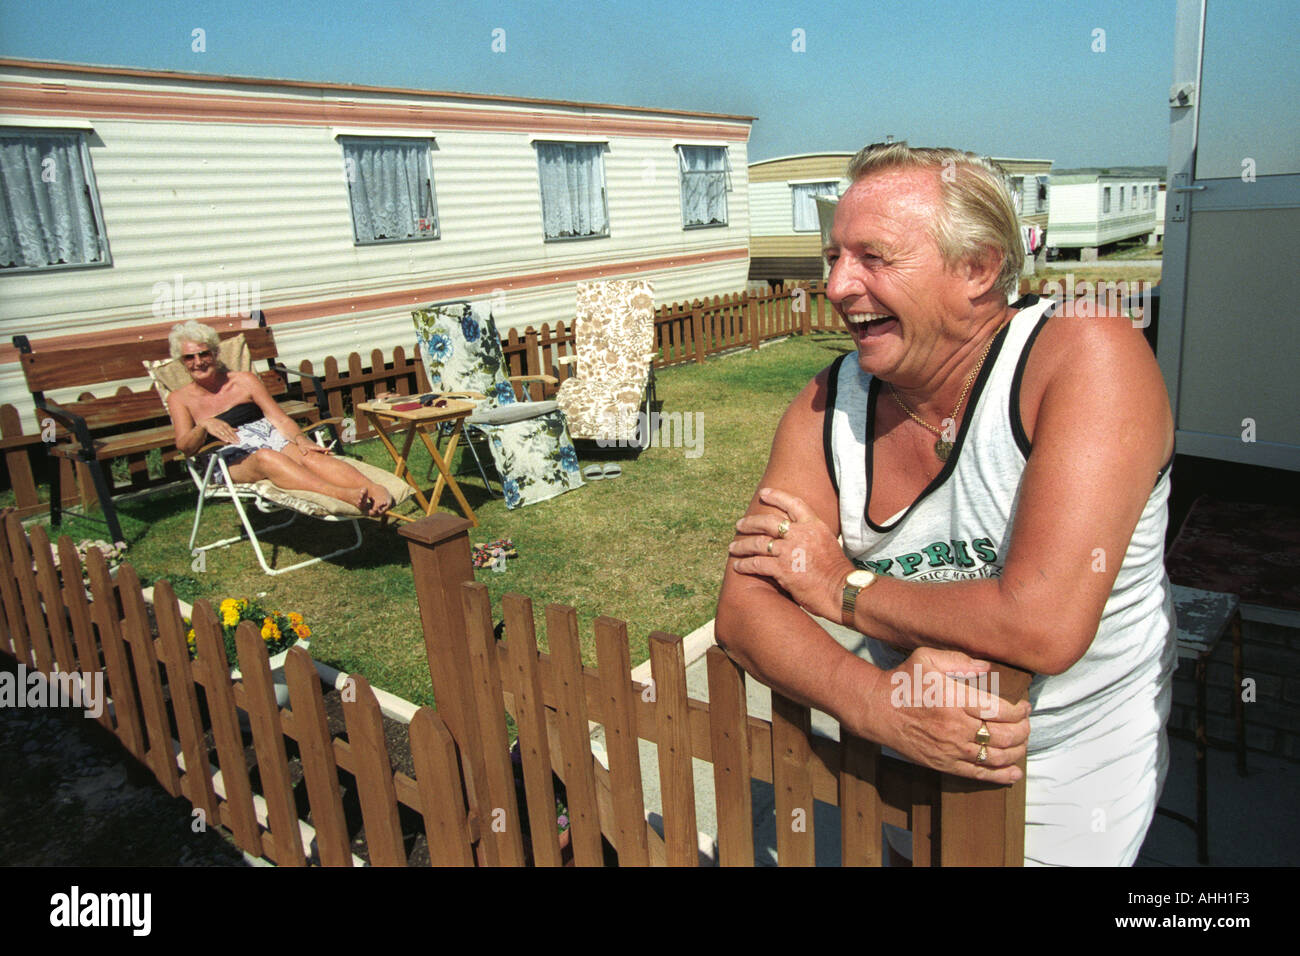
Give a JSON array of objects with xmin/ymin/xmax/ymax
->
[{"xmin": 841, "ymin": 569, "xmax": 877, "ymax": 626}]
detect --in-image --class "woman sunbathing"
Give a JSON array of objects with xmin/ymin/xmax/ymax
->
[{"xmin": 165, "ymin": 321, "xmax": 393, "ymax": 516}]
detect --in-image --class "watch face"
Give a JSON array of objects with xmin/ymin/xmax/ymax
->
[{"xmin": 846, "ymin": 569, "xmax": 875, "ymax": 587}]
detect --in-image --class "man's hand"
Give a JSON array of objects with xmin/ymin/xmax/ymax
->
[
  {"xmin": 867, "ymin": 647, "xmax": 1030, "ymax": 784},
  {"xmin": 728, "ymin": 487, "xmax": 855, "ymax": 622}
]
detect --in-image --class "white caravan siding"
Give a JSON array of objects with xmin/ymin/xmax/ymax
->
[
  {"xmin": 0, "ymin": 60, "xmax": 752, "ymax": 416},
  {"xmin": 749, "ymin": 180, "xmax": 799, "ymax": 236},
  {"xmin": 1048, "ymin": 177, "xmax": 1158, "ymax": 247}
]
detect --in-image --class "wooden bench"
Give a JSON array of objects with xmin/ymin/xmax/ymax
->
[{"xmin": 12, "ymin": 312, "xmax": 330, "ymax": 543}]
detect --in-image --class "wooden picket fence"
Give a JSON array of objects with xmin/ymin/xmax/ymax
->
[
  {"xmin": 500, "ymin": 280, "xmax": 839, "ymax": 378},
  {"xmin": 0, "ymin": 507, "xmax": 1029, "ymax": 866},
  {"xmin": 0, "ymin": 282, "xmax": 842, "ymax": 518},
  {"xmin": 294, "ymin": 345, "xmax": 427, "ymax": 444}
]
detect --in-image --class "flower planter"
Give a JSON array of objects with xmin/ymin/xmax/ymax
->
[{"xmin": 231, "ymin": 640, "xmax": 309, "ymax": 709}]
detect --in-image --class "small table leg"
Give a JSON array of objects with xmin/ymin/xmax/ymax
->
[
  {"xmin": 1195, "ymin": 654, "xmax": 1209, "ymax": 865},
  {"xmin": 416, "ymin": 421, "xmax": 478, "ymax": 527},
  {"xmin": 1230, "ymin": 610, "xmax": 1247, "ymax": 777}
]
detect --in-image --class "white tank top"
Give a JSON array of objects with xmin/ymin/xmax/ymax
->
[{"xmin": 825, "ymin": 296, "xmax": 1176, "ymax": 752}]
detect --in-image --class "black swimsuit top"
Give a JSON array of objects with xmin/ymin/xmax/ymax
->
[{"xmin": 214, "ymin": 402, "xmax": 263, "ymax": 428}]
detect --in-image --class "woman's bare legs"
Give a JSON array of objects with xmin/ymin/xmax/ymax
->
[
  {"xmin": 298, "ymin": 452, "xmax": 394, "ymax": 516},
  {"xmin": 227, "ymin": 449, "xmax": 388, "ymax": 514}
]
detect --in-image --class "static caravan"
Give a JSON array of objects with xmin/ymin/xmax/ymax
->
[
  {"xmin": 752, "ymin": 151, "xmax": 1053, "ymax": 283},
  {"xmin": 747, "ymin": 152, "xmax": 852, "ymax": 283},
  {"xmin": 1046, "ymin": 170, "xmax": 1160, "ymax": 258},
  {"xmin": 0, "ymin": 59, "xmax": 753, "ymax": 418},
  {"xmin": 1151, "ymin": 183, "xmax": 1167, "ymax": 245},
  {"xmin": 998, "ymin": 158, "xmax": 1053, "ymax": 231}
]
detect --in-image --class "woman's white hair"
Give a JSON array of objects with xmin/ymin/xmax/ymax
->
[
  {"xmin": 845, "ymin": 142, "xmax": 1024, "ymax": 297},
  {"xmin": 168, "ymin": 321, "xmax": 221, "ymax": 360}
]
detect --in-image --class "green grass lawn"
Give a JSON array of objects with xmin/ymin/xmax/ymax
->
[{"xmin": 34, "ymin": 332, "xmax": 853, "ymax": 708}]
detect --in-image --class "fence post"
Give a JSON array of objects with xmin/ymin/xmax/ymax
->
[
  {"xmin": 399, "ymin": 513, "xmax": 495, "ymax": 861},
  {"xmin": 799, "ymin": 283, "xmax": 813, "ymax": 336},
  {"xmin": 691, "ymin": 300, "xmax": 707, "ymax": 365},
  {"xmin": 748, "ymin": 291, "xmax": 760, "ymax": 351},
  {"xmin": 524, "ymin": 328, "xmax": 541, "ymax": 400},
  {"xmin": 937, "ymin": 664, "xmax": 1032, "ymax": 865}
]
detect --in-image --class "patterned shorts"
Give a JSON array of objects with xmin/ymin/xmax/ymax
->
[{"xmin": 209, "ymin": 418, "xmax": 291, "ymax": 484}]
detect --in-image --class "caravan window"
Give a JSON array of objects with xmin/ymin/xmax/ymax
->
[
  {"xmin": 0, "ymin": 128, "xmax": 111, "ymax": 272},
  {"xmin": 535, "ymin": 141, "xmax": 609, "ymax": 241},
  {"xmin": 340, "ymin": 138, "xmax": 439, "ymax": 244},
  {"xmin": 791, "ymin": 181, "xmax": 840, "ymax": 232},
  {"xmin": 676, "ymin": 145, "xmax": 730, "ymax": 228}
]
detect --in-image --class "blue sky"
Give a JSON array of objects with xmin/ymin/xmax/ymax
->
[{"xmin": 0, "ymin": 0, "xmax": 1193, "ymax": 168}]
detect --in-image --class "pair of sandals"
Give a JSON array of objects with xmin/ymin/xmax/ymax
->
[
  {"xmin": 582, "ymin": 463, "xmax": 623, "ymax": 481},
  {"xmin": 472, "ymin": 537, "xmax": 517, "ymax": 569}
]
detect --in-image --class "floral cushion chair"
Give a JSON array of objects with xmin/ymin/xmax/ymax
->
[
  {"xmin": 555, "ymin": 280, "xmax": 657, "ymax": 447},
  {"xmin": 412, "ymin": 302, "xmax": 583, "ymax": 509}
]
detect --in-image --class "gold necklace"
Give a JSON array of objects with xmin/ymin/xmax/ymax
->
[{"xmin": 888, "ymin": 323, "xmax": 1005, "ymax": 462}]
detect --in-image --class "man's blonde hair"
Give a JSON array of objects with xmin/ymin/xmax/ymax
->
[{"xmin": 845, "ymin": 142, "xmax": 1024, "ymax": 297}]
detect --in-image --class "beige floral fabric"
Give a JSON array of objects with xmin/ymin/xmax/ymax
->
[{"xmin": 556, "ymin": 280, "xmax": 655, "ymax": 441}]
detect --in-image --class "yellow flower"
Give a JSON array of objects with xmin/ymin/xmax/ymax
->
[
  {"xmin": 288, "ymin": 612, "xmax": 304, "ymax": 626},
  {"xmin": 261, "ymin": 618, "xmax": 280, "ymax": 642},
  {"xmin": 219, "ymin": 599, "xmax": 241, "ymax": 627}
]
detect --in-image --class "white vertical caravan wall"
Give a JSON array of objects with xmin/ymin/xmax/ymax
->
[{"xmin": 0, "ymin": 60, "xmax": 752, "ymax": 417}]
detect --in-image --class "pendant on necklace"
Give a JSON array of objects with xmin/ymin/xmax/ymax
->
[{"xmin": 934, "ymin": 439, "xmax": 953, "ymax": 462}]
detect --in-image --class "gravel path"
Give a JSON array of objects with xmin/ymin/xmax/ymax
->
[{"xmin": 0, "ymin": 690, "xmax": 249, "ymax": 867}]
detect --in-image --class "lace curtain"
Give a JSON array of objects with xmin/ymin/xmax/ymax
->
[
  {"xmin": 791, "ymin": 181, "xmax": 839, "ymax": 232},
  {"xmin": 677, "ymin": 146, "xmax": 729, "ymax": 226},
  {"xmin": 536, "ymin": 142, "xmax": 608, "ymax": 239},
  {"xmin": 0, "ymin": 131, "xmax": 104, "ymax": 270},
  {"xmin": 343, "ymin": 139, "xmax": 435, "ymax": 242}
]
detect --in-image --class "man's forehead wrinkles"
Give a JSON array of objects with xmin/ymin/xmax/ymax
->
[{"xmin": 832, "ymin": 217, "xmax": 904, "ymax": 256}]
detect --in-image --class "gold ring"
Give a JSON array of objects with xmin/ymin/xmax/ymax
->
[
  {"xmin": 766, "ymin": 539, "xmax": 775, "ymax": 555},
  {"xmin": 776, "ymin": 519, "xmax": 790, "ymax": 538},
  {"xmin": 976, "ymin": 744, "xmax": 988, "ymax": 764},
  {"xmin": 975, "ymin": 722, "xmax": 991, "ymax": 746}
]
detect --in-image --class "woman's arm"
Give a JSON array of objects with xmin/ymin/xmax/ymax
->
[
  {"xmin": 241, "ymin": 372, "xmax": 323, "ymax": 454},
  {"xmin": 168, "ymin": 390, "xmax": 239, "ymax": 457}
]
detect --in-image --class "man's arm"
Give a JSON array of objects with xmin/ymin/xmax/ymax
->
[
  {"xmin": 715, "ymin": 368, "xmax": 874, "ymax": 723},
  {"xmin": 732, "ymin": 314, "xmax": 1174, "ymax": 676},
  {"xmin": 716, "ymin": 367, "xmax": 1029, "ymax": 782}
]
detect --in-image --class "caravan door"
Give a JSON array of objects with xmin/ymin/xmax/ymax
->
[{"xmin": 1159, "ymin": 0, "xmax": 1300, "ymax": 471}]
